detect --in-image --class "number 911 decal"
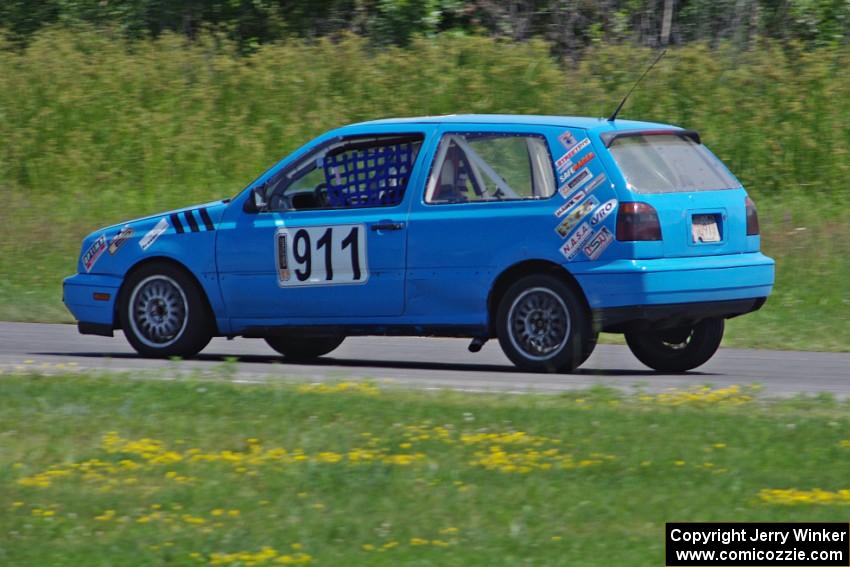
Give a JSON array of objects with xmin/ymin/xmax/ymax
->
[{"xmin": 275, "ymin": 224, "xmax": 368, "ymax": 286}]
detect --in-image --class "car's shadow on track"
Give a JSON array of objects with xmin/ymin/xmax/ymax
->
[{"xmin": 35, "ymin": 351, "xmax": 715, "ymax": 377}]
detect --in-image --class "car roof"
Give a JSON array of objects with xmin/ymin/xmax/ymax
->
[{"xmin": 345, "ymin": 114, "xmax": 678, "ymax": 134}]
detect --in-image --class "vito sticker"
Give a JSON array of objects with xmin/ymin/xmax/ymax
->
[
  {"xmin": 558, "ymin": 130, "xmax": 577, "ymax": 150},
  {"xmin": 555, "ymin": 196, "xmax": 599, "ymax": 238},
  {"xmin": 108, "ymin": 225, "xmax": 134, "ymax": 255},
  {"xmin": 590, "ymin": 199, "xmax": 617, "ymax": 226},
  {"xmin": 560, "ymin": 222, "xmax": 593, "ymax": 261},
  {"xmin": 82, "ymin": 235, "xmax": 107, "ymax": 273},
  {"xmin": 139, "ymin": 218, "xmax": 168, "ymax": 251},
  {"xmin": 583, "ymin": 226, "xmax": 614, "ymax": 260}
]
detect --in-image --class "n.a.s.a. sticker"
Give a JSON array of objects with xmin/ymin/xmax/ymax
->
[
  {"xmin": 590, "ymin": 199, "xmax": 617, "ymax": 226},
  {"xmin": 560, "ymin": 222, "xmax": 593, "ymax": 261},
  {"xmin": 583, "ymin": 226, "xmax": 614, "ymax": 260},
  {"xmin": 82, "ymin": 235, "xmax": 107, "ymax": 272},
  {"xmin": 108, "ymin": 225, "xmax": 134, "ymax": 255},
  {"xmin": 555, "ymin": 196, "xmax": 599, "ymax": 237}
]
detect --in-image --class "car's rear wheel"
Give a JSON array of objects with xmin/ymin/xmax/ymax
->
[
  {"xmin": 265, "ymin": 334, "xmax": 345, "ymax": 362},
  {"xmin": 496, "ymin": 274, "xmax": 592, "ymax": 373},
  {"xmin": 120, "ymin": 263, "xmax": 213, "ymax": 358},
  {"xmin": 625, "ymin": 318, "xmax": 724, "ymax": 372}
]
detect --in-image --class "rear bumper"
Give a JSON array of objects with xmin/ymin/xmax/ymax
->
[
  {"xmin": 62, "ymin": 273, "xmax": 122, "ymax": 330},
  {"xmin": 595, "ymin": 297, "xmax": 766, "ymax": 331},
  {"xmin": 572, "ymin": 252, "xmax": 775, "ymax": 309}
]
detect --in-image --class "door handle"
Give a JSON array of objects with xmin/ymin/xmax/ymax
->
[{"xmin": 371, "ymin": 221, "xmax": 405, "ymax": 232}]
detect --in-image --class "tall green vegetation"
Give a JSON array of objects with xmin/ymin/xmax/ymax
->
[
  {"xmin": 2, "ymin": 0, "xmax": 848, "ymax": 53},
  {"xmin": 0, "ymin": 30, "xmax": 847, "ymax": 348}
]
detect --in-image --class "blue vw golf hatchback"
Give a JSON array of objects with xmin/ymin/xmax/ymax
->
[{"xmin": 64, "ymin": 115, "xmax": 774, "ymax": 372}]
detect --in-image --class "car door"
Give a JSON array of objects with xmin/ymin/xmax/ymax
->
[
  {"xmin": 404, "ymin": 124, "xmax": 565, "ymax": 326},
  {"xmin": 216, "ymin": 129, "xmax": 432, "ymax": 326}
]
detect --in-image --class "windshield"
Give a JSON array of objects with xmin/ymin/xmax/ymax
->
[{"xmin": 608, "ymin": 134, "xmax": 740, "ymax": 194}]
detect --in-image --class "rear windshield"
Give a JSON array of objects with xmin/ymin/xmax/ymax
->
[{"xmin": 608, "ymin": 134, "xmax": 740, "ymax": 194}]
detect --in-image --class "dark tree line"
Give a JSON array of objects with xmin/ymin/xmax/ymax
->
[{"xmin": 2, "ymin": 0, "xmax": 847, "ymax": 52}]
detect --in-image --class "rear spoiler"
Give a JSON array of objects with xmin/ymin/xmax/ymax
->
[{"xmin": 599, "ymin": 129, "xmax": 701, "ymax": 148}]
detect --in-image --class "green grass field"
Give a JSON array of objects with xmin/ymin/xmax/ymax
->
[
  {"xmin": 3, "ymin": 373, "xmax": 850, "ymax": 566},
  {"xmin": 0, "ymin": 31, "xmax": 847, "ymax": 350}
]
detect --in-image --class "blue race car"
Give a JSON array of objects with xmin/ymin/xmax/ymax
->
[{"xmin": 63, "ymin": 115, "xmax": 774, "ymax": 372}]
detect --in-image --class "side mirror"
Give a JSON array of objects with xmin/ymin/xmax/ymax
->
[{"xmin": 244, "ymin": 185, "xmax": 268, "ymax": 213}]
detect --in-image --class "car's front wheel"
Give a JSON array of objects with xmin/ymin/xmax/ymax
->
[
  {"xmin": 496, "ymin": 274, "xmax": 592, "ymax": 373},
  {"xmin": 265, "ymin": 334, "xmax": 345, "ymax": 362},
  {"xmin": 625, "ymin": 318, "xmax": 724, "ymax": 372},
  {"xmin": 120, "ymin": 263, "xmax": 213, "ymax": 358}
]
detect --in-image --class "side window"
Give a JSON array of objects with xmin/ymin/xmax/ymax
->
[
  {"xmin": 425, "ymin": 133, "xmax": 556, "ymax": 204},
  {"xmin": 266, "ymin": 134, "xmax": 423, "ymax": 211}
]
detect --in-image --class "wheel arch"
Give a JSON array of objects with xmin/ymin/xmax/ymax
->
[
  {"xmin": 115, "ymin": 256, "xmax": 219, "ymax": 334},
  {"xmin": 486, "ymin": 260, "xmax": 591, "ymax": 337}
]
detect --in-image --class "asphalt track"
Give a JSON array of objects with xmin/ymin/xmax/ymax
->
[{"xmin": 1, "ymin": 322, "xmax": 848, "ymax": 397}]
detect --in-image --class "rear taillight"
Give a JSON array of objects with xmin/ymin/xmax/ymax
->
[
  {"xmin": 745, "ymin": 196, "xmax": 759, "ymax": 235},
  {"xmin": 616, "ymin": 202, "xmax": 662, "ymax": 241}
]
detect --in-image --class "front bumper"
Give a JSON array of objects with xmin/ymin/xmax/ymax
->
[
  {"xmin": 572, "ymin": 252, "xmax": 775, "ymax": 309},
  {"xmin": 62, "ymin": 273, "xmax": 123, "ymax": 330}
]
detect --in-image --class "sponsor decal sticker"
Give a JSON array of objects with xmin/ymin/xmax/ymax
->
[
  {"xmin": 555, "ymin": 153, "xmax": 573, "ymax": 171},
  {"xmin": 554, "ymin": 138, "xmax": 591, "ymax": 171},
  {"xmin": 276, "ymin": 231, "xmax": 290, "ymax": 283},
  {"xmin": 555, "ymin": 196, "xmax": 599, "ymax": 237},
  {"xmin": 559, "ymin": 167, "xmax": 593, "ymax": 196},
  {"xmin": 567, "ymin": 152, "xmax": 595, "ymax": 175},
  {"xmin": 139, "ymin": 218, "xmax": 168, "ymax": 251},
  {"xmin": 108, "ymin": 225, "xmax": 134, "ymax": 255},
  {"xmin": 582, "ymin": 172, "xmax": 607, "ymax": 195},
  {"xmin": 82, "ymin": 235, "xmax": 107, "ymax": 273},
  {"xmin": 583, "ymin": 226, "xmax": 614, "ymax": 260},
  {"xmin": 554, "ymin": 189, "xmax": 585, "ymax": 217},
  {"xmin": 559, "ymin": 138, "xmax": 590, "ymax": 167},
  {"xmin": 590, "ymin": 198, "xmax": 618, "ymax": 226},
  {"xmin": 558, "ymin": 130, "xmax": 577, "ymax": 150},
  {"xmin": 558, "ymin": 153, "xmax": 593, "ymax": 182},
  {"xmin": 560, "ymin": 222, "xmax": 593, "ymax": 261}
]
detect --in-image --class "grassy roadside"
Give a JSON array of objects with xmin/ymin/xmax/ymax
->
[{"xmin": 3, "ymin": 373, "xmax": 850, "ymax": 566}]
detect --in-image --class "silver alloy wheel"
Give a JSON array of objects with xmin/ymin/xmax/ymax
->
[
  {"xmin": 507, "ymin": 287, "xmax": 571, "ymax": 361},
  {"xmin": 128, "ymin": 275, "xmax": 189, "ymax": 349},
  {"xmin": 658, "ymin": 327, "xmax": 695, "ymax": 350}
]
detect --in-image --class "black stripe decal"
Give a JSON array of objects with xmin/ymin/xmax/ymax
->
[
  {"xmin": 170, "ymin": 213, "xmax": 184, "ymax": 234},
  {"xmin": 198, "ymin": 208, "xmax": 215, "ymax": 231},
  {"xmin": 184, "ymin": 210, "xmax": 199, "ymax": 233}
]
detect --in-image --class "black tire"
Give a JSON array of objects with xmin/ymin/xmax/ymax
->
[
  {"xmin": 577, "ymin": 330, "xmax": 599, "ymax": 367},
  {"xmin": 265, "ymin": 334, "xmax": 345, "ymax": 362},
  {"xmin": 496, "ymin": 274, "xmax": 592, "ymax": 373},
  {"xmin": 120, "ymin": 262, "xmax": 213, "ymax": 358},
  {"xmin": 625, "ymin": 318, "xmax": 724, "ymax": 372}
]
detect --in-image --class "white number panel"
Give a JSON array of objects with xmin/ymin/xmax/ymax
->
[{"xmin": 275, "ymin": 224, "xmax": 368, "ymax": 286}]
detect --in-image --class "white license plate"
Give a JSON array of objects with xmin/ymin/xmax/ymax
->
[{"xmin": 692, "ymin": 215, "xmax": 721, "ymax": 243}]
